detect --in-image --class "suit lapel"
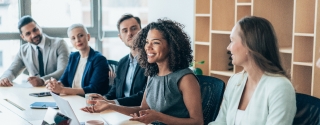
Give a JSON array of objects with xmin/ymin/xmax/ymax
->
[
  {"xmin": 43, "ymin": 36, "xmax": 51, "ymax": 74},
  {"xmin": 118, "ymin": 56, "xmax": 130, "ymax": 97},
  {"xmin": 26, "ymin": 43, "xmax": 38, "ymax": 75},
  {"xmin": 81, "ymin": 48, "xmax": 94, "ymax": 87},
  {"xmin": 130, "ymin": 64, "xmax": 141, "ymax": 94}
]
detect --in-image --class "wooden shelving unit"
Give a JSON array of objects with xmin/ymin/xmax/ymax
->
[{"xmin": 194, "ymin": 0, "xmax": 320, "ymax": 98}]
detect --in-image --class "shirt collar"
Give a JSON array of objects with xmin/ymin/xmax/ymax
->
[
  {"xmin": 129, "ymin": 54, "xmax": 138, "ymax": 63},
  {"xmin": 30, "ymin": 34, "xmax": 46, "ymax": 50}
]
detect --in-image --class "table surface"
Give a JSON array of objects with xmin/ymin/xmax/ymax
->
[{"xmin": 0, "ymin": 82, "xmax": 144, "ymax": 125}]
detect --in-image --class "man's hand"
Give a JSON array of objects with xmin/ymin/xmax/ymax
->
[
  {"xmin": 28, "ymin": 76, "xmax": 44, "ymax": 87},
  {"xmin": 0, "ymin": 78, "xmax": 13, "ymax": 87}
]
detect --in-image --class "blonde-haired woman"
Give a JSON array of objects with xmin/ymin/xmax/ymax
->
[{"xmin": 209, "ymin": 16, "xmax": 296, "ymax": 125}]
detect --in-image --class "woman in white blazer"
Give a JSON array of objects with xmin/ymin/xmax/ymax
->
[{"xmin": 209, "ymin": 16, "xmax": 296, "ymax": 125}]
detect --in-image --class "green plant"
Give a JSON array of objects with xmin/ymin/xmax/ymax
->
[{"xmin": 190, "ymin": 60, "xmax": 205, "ymax": 75}]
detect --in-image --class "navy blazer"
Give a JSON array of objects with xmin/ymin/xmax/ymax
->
[
  {"xmin": 59, "ymin": 47, "xmax": 109, "ymax": 95},
  {"xmin": 106, "ymin": 54, "xmax": 148, "ymax": 106}
]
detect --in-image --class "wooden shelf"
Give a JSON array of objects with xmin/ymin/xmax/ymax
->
[
  {"xmin": 195, "ymin": 17, "xmax": 210, "ymax": 42},
  {"xmin": 195, "ymin": 14, "xmax": 210, "ymax": 17},
  {"xmin": 194, "ymin": 45, "xmax": 210, "ymax": 75},
  {"xmin": 292, "ymin": 65, "xmax": 312, "ymax": 95},
  {"xmin": 237, "ymin": 0, "xmax": 251, "ymax": 3},
  {"xmin": 210, "ymin": 70, "xmax": 234, "ymax": 77},
  {"xmin": 253, "ymin": 0, "xmax": 293, "ymax": 48},
  {"xmin": 237, "ymin": 5, "xmax": 252, "ymax": 21},
  {"xmin": 210, "ymin": 30, "xmax": 231, "ymax": 34},
  {"xmin": 211, "ymin": 34, "xmax": 231, "ymax": 71},
  {"xmin": 194, "ymin": 0, "xmax": 319, "ymax": 97},
  {"xmin": 293, "ymin": 62, "xmax": 313, "ymax": 67},
  {"xmin": 194, "ymin": 41, "xmax": 210, "ymax": 46},
  {"xmin": 196, "ymin": 0, "xmax": 210, "ymax": 14},
  {"xmin": 211, "ymin": 0, "xmax": 235, "ymax": 31},
  {"xmin": 294, "ymin": 0, "xmax": 315, "ymax": 34},
  {"xmin": 294, "ymin": 33, "xmax": 314, "ymax": 37},
  {"xmin": 236, "ymin": 3, "xmax": 252, "ymax": 6},
  {"xmin": 293, "ymin": 36, "xmax": 313, "ymax": 62},
  {"xmin": 279, "ymin": 47, "xmax": 292, "ymax": 54}
]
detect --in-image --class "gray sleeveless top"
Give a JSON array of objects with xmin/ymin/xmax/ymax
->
[{"xmin": 146, "ymin": 68, "xmax": 194, "ymax": 120}]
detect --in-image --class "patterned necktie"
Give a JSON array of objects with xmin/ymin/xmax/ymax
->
[{"xmin": 37, "ymin": 46, "xmax": 44, "ymax": 77}]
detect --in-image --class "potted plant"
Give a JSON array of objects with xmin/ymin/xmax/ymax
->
[{"xmin": 190, "ymin": 60, "xmax": 205, "ymax": 75}]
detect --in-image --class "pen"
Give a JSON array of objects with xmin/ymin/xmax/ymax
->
[
  {"xmin": 27, "ymin": 73, "xmax": 39, "ymax": 83},
  {"xmin": 4, "ymin": 99, "xmax": 25, "ymax": 111}
]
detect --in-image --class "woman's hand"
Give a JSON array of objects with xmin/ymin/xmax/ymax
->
[
  {"xmin": 81, "ymin": 100, "xmax": 111, "ymax": 113},
  {"xmin": 129, "ymin": 109, "xmax": 159, "ymax": 124},
  {"xmin": 46, "ymin": 78, "xmax": 64, "ymax": 94}
]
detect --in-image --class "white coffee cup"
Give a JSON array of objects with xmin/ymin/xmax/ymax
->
[
  {"xmin": 85, "ymin": 93, "xmax": 97, "ymax": 106},
  {"xmin": 85, "ymin": 120, "xmax": 104, "ymax": 125}
]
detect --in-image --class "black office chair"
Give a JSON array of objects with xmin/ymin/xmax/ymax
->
[
  {"xmin": 293, "ymin": 93, "xmax": 320, "ymax": 125},
  {"xmin": 107, "ymin": 60, "xmax": 118, "ymax": 91},
  {"xmin": 196, "ymin": 75, "xmax": 225, "ymax": 125}
]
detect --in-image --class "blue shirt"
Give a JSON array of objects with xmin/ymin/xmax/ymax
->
[{"xmin": 123, "ymin": 54, "xmax": 138, "ymax": 97}]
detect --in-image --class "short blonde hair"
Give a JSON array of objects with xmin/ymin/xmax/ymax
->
[{"xmin": 67, "ymin": 23, "xmax": 89, "ymax": 37}]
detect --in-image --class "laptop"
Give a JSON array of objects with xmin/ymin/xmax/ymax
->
[
  {"xmin": 42, "ymin": 107, "xmax": 72, "ymax": 125},
  {"xmin": 50, "ymin": 92, "xmax": 84, "ymax": 125}
]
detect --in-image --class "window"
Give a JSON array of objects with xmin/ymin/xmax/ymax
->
[
  {"xmin": 0, "ymin": 51, "xmax": 2, "ymax": 67},
  {"xmin": 31, "ymin": 0, "xmax": 92, "ymax": 27},
  {"xmin": 101, "ymin": 0, "xmax": 148, "ymax": 31},
  {"xmin": 101, "ymin": 0, "xmax": 148, "ymax": 60},
  {"xmin": 0, "ymin": 40, "xmax": 20, "ymax": 74},
  {"xmin": 101, "ymin": 37, "xmax": 130, "ymax": 61},
  {"xmin": 0, "ymin": 0, "xmax": 148, "ymax": 75},
  {"xmin": 0, "ymin": 0, "xmax": 19, "ymax": 32}
]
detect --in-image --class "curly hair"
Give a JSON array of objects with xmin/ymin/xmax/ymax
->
[{"xmin": 133, "ymin": 18, "xmax": 193, "ymax": 76}]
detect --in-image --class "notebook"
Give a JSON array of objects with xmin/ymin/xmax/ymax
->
[
  {"xmin": 30, "ymin": 102, "xmax": 58, "ymax": 109},
  {"xmin": 42, "ymin": 107, "xmax": 72, "ymax": 125},
  {"xmin": 50, "ymin": 92, "xmax": 84, "ymax": 125}
]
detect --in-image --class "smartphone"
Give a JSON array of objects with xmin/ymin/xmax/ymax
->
[{"xmin": 29, "ymin": 92, "xmax": 51, "ymax": 97}]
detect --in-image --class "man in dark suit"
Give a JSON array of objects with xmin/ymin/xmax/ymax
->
[
  {"xmin": 0, "ymin": 15, "xmax": 69, "ymax": 87},
  {"xmin": 104, "ymin": 14, "xmax": 148, "ymax": 106}
]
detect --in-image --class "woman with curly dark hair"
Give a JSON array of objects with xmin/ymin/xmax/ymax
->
[{"xmin": 81, "ymin": 19, "xmax": 203, "ymax": 125}]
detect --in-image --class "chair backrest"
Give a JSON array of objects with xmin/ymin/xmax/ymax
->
[
  {"xmin": 107, "ymin": 60, "xmax": 118, "ymax": 90},
  {"xmin": 108, "ymin": 60, "xmax": 118, "ymax": 72},
  {"xmin": 196, "ymin": 75, "xmax": 225, "ymax": 125},
  {"xmin": 293, "ymin": 93, "xmax": 320, "ymax": 125}
]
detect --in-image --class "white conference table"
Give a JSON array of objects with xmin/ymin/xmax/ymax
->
[{"xmin": 0, "ymin": 82, "xmax": 144, "ymax": 125}]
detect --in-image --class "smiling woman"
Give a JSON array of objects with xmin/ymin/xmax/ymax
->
[{"xmin": 80, "ymin": 19, "xmax": 203, "ymax": 125}]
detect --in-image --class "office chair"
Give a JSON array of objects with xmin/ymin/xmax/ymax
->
[
  {"xmin": 107, "ymin": 60, "xmax": 118, "ymax": 91},
  {"xmin": 196, "ymin": 75, "xmax": 225, "ymax": 125},
  {"xmin": 293, "ymin": 93, "xmax": 320, "ymax": 125}
]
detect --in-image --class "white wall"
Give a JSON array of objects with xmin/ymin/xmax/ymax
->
[{"xmin": 148, "ymin": 0, "xmax": 195, "ymax": 46}]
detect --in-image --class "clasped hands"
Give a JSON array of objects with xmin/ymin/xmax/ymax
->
[
  {"xmin": 80, "ymin": 94, "xmax": 159, "ymax": 124},
  {"xmin": 45, "ymin": 77, "xmax": 64, "ymax": 94}
]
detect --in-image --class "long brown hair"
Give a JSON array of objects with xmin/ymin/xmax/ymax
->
[{"xmin": 238, "ymin": 16, "xmax": 288, "ymax": 78}]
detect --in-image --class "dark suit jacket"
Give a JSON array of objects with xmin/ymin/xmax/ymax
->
[
  {"xmin": 59, "ymin": 47, "xmax": 109, "ymax": 95},
  {"xmin": 106, "ymin": 54, "xmax": 148, "ymax": 106}
]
